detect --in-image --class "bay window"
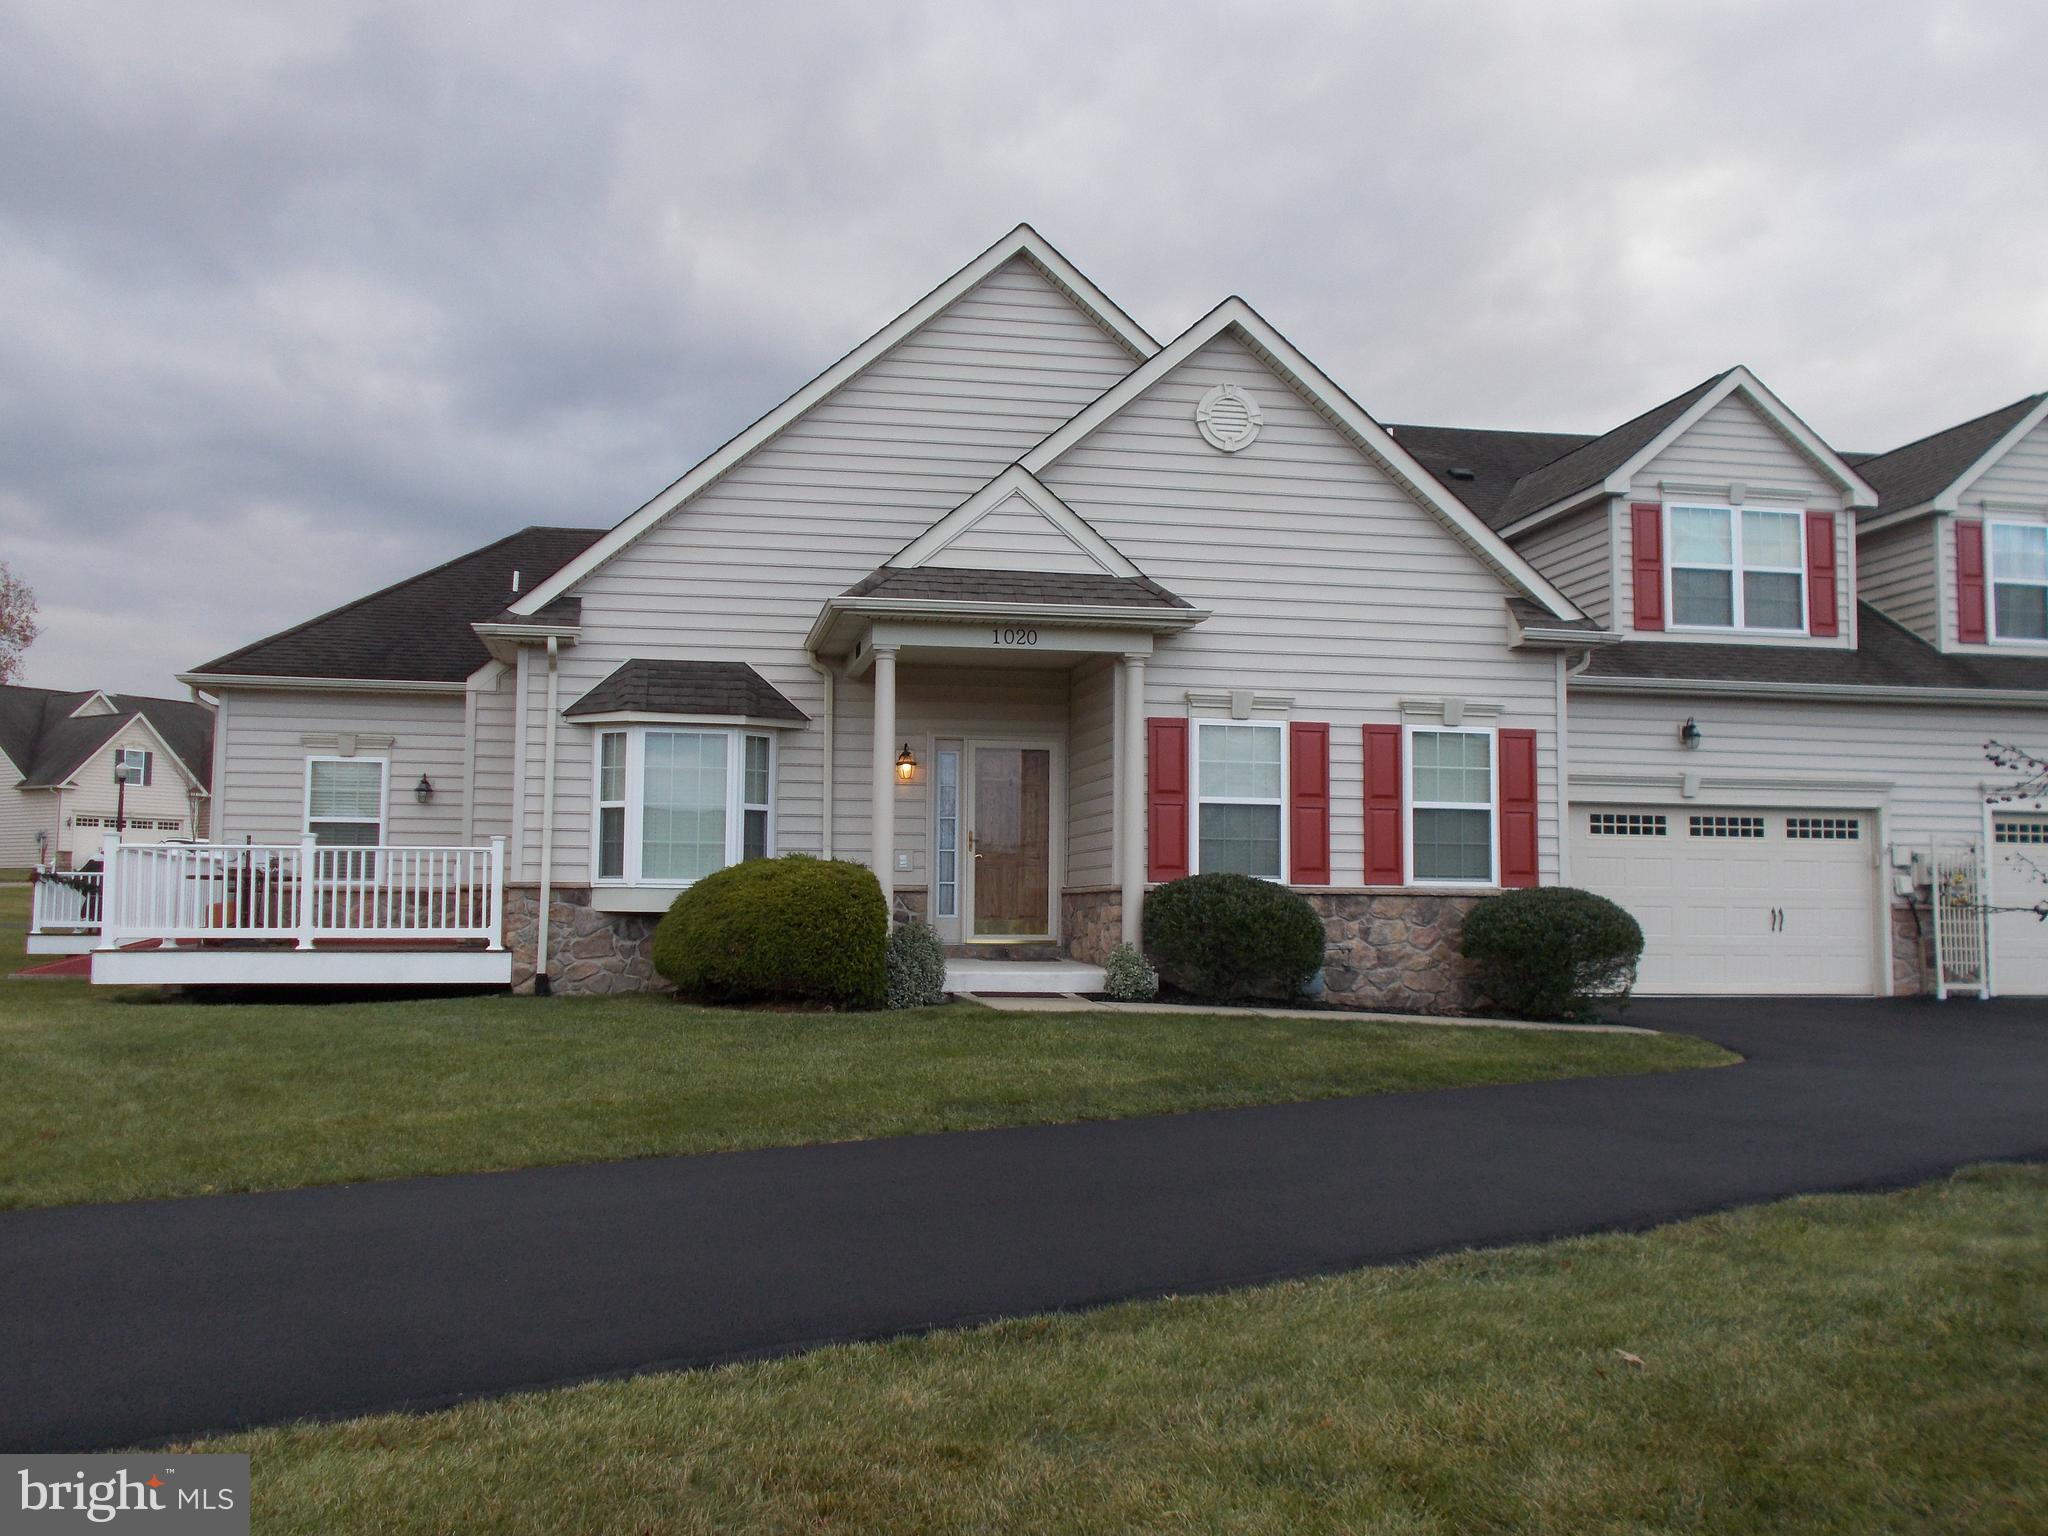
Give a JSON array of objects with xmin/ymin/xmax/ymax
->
[
  {"xmin": 1669, "ymin": 504, "xmax": 1806, "ymax": 632},
  {"xmin": 591, "ymin": 727, "xmax": 776, "ymax": 885},
  {"xmin": 1991, "ymin": 521, "xmax": 2048, "ymax": 641},
  {"xmin": 1192, "ymin": 720, "xmax": 1285, "ymax": 879},
  {"xmin": 1408, "ymin": 727, "xmax": 1495, "ymax": 884}
]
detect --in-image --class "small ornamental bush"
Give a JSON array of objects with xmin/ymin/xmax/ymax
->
[
  {"xmin": 1102, "ymin": 941, "xmax": 1158, "ymax": 1002},
  {"xmin": 1142, "ymin": 873, "xmax": 1325, "ymax": 1003},
  {"xmin": 652, "ymin": 855, "xmax": 886, "ymax": 1010},
  {"xmin": 1460, "ymin": 886, "xmax": 1645, "ymax": 1022},
  {"xmin": 885, "ymin": 920, "xmax": 948, "ymax": 1010}
]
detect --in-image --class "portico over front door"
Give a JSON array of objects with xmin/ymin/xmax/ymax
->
[{"xmin": 969, "ymin": 743, "xmax": 1053, "ymax": 939}]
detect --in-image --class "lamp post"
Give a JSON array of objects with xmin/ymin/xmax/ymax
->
[{"xmin": 114, "ymin": 760, "xmax": 140, "ymax": 836}]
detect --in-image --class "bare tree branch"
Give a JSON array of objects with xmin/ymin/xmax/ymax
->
[{"xmin": 0, "ymin": 562, "xmax": 37, "ymax": 684}]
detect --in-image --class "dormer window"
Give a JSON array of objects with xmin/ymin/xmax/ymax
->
[
  {"xmin": 1990, "ymin": 522, "xmax": 2048, "ymax": 642},
  {"xmin": 1668, "ymin": 504, "xmax": 1806, "ymax": 633}
]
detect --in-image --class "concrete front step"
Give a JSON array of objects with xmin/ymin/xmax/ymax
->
[{"xmin": 944, "ymin": 958, "xmax": 1107, "ymax": 995}]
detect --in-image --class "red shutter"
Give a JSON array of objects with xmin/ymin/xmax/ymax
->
[
  {"xmin": 1805, "ymin": 510, "xmax": 1839, "ymax": 637},
  {"xmin": 1362, "ymin": 724, "xmax": 1403, "ymax": 885},
  {"xmin": 1956, "ymin": 520, "xmax": 1988, "ymax": 644},
  {"xmin": 1146, "ymin": 717, "xmax": 1189, "ymax": 882},
  {"xmin": 142, "ymin": 751, "xmax": 154, "ymax": 787},
  {"xmin": 1498, "ymin": 728, "xmax": 1539, "ymax": 889},
  {"xmin": 1631, "ymin": 503, "xmax": 1665, "ymax": 631},
  {"xmin": 1288, "ymin": 722, "xmax": 1331, "ymax": 885}
]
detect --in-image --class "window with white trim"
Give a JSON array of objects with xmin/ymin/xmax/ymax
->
[
  {"xmin": 591, "ymin": 727, "xmax": 776, "ymax": 885},
  {"xmin": 1989, "ymin": 521, "xmax": 2048, "ymax": 641},
  {"xmin": 933, "ymin": 746, "xmax": 960, "ymax": 917},
  {"xmin": 1193, "ymin": 720, "xmax": 1285, "ymax": 879},
  {"xmin": 1409, "ymin": 727, "xmax": 1495, "ymax": 884},
  {"xmin": 113, "ymin": 747, "xmax": 152, "ymax": 785},
  {"xmin": 305, "ymin": 757, "xmax": 387, "ymax": 875},
  {"xmin": 1668, "ymin": 504, "xmax": 1806, "ymax": 632}
]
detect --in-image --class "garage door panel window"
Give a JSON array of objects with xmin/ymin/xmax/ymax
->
[
  {"xmin": 1689, "ymin": 814, "xmax": 1765, "ymax": 838},
  {"xmin": 1787, "ymin": 816, "xmax": 1860, "ymax": 840},
  {"xmin": 1990, "ymin": 522, "xmax": 2048, "ymax": 642},
  {"xmin": 1194, "ymin": 722, "xmax": 1284, "ymax": 879},
  {"xmin": 1409, "ymin": 728, "xmax": 1495, "ymax": 884},
  {"xmin": 1589, "ymin": 812, "xmax": 1667, "ymax": 836},
  {"xmin": 1669, "ymin": 504, "xmax": 1806, "ymax": 633}
]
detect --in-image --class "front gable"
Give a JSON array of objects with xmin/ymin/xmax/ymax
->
[
  {"xmin": 889, "ymin": 467, "xmax": 1141, "ymax": 578},
  {"xmin": 1636, "ymin": 390, "xmax": 1846, "ymax": 505}
]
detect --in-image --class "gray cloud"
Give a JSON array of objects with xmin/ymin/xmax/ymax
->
[{"xmin": 3, "ymin": 0, "xmax": 2043, "ymax": 695}]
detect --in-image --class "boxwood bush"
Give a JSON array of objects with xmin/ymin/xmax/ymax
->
[
  {"xmin": 652, "ymin": 855, "xmax": 886, "ymax": 1009},
  {"xmin": 1460, "ymin": 886, "xmax": 1644, "ymax": 1022},
  {"xmin": 885, "ymin": 920, "xmax": 948, "ymax": 1010},
  {"xmin": 1142, "ymin": 872, "xmax": 1325, "ymax": 1002}
]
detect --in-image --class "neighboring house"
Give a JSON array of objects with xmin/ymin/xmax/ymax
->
[
  {"xmin": 0, "ymin": 685, "xmax": 214, "ymax": 867},
  {"xmin": 117, "ymin": 225, "xmax": 2041, "ymax": 1001}
]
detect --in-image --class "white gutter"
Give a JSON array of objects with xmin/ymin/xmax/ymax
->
[
  {"xmin": 806, "ymin": 654, "xmax": 836, "ymax": 857},
  {"xmin": 1570, "ymin": 674, "xmax": 2048, "ymax": 706},
  {"xmin": 534, "ymin": 636, "xmax": 561, "ymax": 996}
]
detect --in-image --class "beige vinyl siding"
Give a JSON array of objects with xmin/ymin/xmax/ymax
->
[
  {"xmin": 1038, "ymin": 332, "xmax": 1566, "ymax": 883},
  {"xmin": 54, "ymin": 723, "xmax": 207, "ymax": 860},
  {"xmin": 214, "ymin": 689, "xmax": 469, "ymax": 847},
  {"xmin": 1969, "ymin": 415, "xmax": 2048, "ymax": 506},
  {"xmin": 1569, "ymin": 688, "xmax": 2047, "ymax": 846},
  {"xmin": 468, "ymin": 666, "xmax": 516, "ymax": 846},
  {"xmin": 516, "ymin": 258, "xmax": 1139, "ymax": 885},
  {"xmin": 1066, "ymin": 656, "xmax": 1118, "ymax": 886},
  {"xmin": 0, "ymin": 770, "xmax": 55, "ymax": 867},
  {"xmin": 923, "ymin": 496, "xmax": 1105, "ymax": 573},
  {"xmin": 1615, "ymin": 394, "xmax": 1855, "ymax": 646},
  {"xmin": 1515, "ymin": 503, "xmax": 1613, "ymax": 626},
  {"xmin": 1858, "ymin": 519, "xmax": 1940, "ymax": 643}
]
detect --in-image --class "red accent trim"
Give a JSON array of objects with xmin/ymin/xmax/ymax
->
[
  {"xmin": 1956, "ymin": 520, "xmax": 1988, "ymax": 644},
  {"xmin": 1498, "ymin": 728, "xmax": 1539, "ymax": 889},
  {"xmin": 1804, "ymin": 510, "xmax": 1839, "ymax": 637},
  {"xmin": 1630, "ymin": 503, "xmax": 1665, "ymax": 631},
  {"xmin": 1362, "ymin": 724, "xmax": 1403, "ymax": 885},
  {"xmin": 1146, "ymin": 717, "xmax": 1189, "ymax": 882},
  {"xmin": 1288, "ymin": 722, "xmax": 1331, "ymax": 885}
]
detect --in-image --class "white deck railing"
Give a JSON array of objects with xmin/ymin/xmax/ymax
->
[
  {"xmin": 30, "ymin": 866, "xmax": 103, "ymax": 934},
  {"xmin": 96, "ymin": 835, "xmax": 507, "ymax": 951}
]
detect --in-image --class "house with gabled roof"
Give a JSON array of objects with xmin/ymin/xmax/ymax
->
[
  {"xmin": 84, "ymin": 225, "xmax": 2048, "ymax": 1001},
  {"xmin": 1, "ymin": 684, "xmax": 213, "ymax": 868}
]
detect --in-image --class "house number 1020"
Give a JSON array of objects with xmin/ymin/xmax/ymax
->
[{"xmin": 991, "ymin": 626, "xmax": 1039, "ymax": 646}]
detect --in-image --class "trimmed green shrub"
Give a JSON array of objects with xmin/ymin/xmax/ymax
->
[
  {"xmin": 885, "ymin": 920, "xmax": 947, "ymax": 1010},
  {"xmin": 1141, "ymin": 873, "xmax": 1325, "ymax": 1002},
  {"xmin": 1102, "ymin": 941, "xmax": 1159, "ymax": 1002},
  {"xmin": 1460, "ymin": 886, "xmax": 1644, "ymax": 1022},
  {"xmin": 652, "ymin": 855, "xmax": 886, "ymax": 1009}
]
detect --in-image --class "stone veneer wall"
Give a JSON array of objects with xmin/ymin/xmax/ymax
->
[
  {"xmin": 1303, "ymin": 891, "xmax": 1485, "ymax": 1014},
  {"xmin": 1061, "ymin": 887, "xmax": 1121, "ymax": 965},
  {"xmin": 504, "ymin": 886, "xmax": 664, "ymax": 995},
  {"xmin": 1891, "ymin": 899, "xmax": 1933, "ymax": 996}
]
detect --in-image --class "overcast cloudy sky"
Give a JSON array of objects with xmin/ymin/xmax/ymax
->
[{"xmin": 3, "ymin": 0, "xmax": 2043, "ymax": 697}]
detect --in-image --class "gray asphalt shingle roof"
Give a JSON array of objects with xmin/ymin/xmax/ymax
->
[
  {"xmin": 841, "ymin": 566, "xmax": 1193, "ymax": 608},
  {"xmin": 1852, "ymin": 393, "xmax": 2046, "ymax": 518},
  {"xmin": 563, "ymin": 660, "xmax": 808, "ymax": 723},
  {"xmin": 189, "ymin": 526, "xmax": 605, "ymax": 683},
  {"xmin": 0, "ymin": 685, "xmax": 215, "ymax": 788},
  {"xmin": 1490, "ymin": 371, "xmax": 1732, "ymax": 527},
  {"xmin": 1386, "ymin": 424, "xmax": 1599, "ymax": 526}
]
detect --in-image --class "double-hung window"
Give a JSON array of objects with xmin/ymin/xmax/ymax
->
[
  {"xmin": 113, "ymin": 747, "xmax": 152, "ymax": 785},
  {"xmin": 1990, "ymin": 522, "xmax": 2048, "ymax": 641},
  {"xmin": 591, "ymin": 727, "xmax": 775, "ymax": 885},
  {"xmin": 1192, "ymin": 721, "xmax": 1285, "ymax": 879},
  {"xmin": 1668, "ymin": 504, "xmax": 1806, "ymax": 632},
  {"xmin": 1408, "ymin": 727, "xmax": 1495, "ymax": 884},
  {"xmin": 305, "ymin": 757, "xmax": 387, "ymax": 877}
]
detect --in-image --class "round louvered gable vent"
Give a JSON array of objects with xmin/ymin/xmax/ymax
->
[{"xmin": 1195, "ymin": 383, "xmax": 1262, "ymax": 453}]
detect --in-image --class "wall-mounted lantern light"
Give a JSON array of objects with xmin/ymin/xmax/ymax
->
[
  {"xmin": 1679, "ymin": 717, "xmax": 1703, "ymax": 749},
  {"xmin": 415, "ymin": 774, "xmax": 436, "ymax": 804},
  {"xmin": 895, "ymin": 744, "xmax": 918, "ymax": 783}
]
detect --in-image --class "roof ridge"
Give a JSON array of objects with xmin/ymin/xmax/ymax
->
[{"xmin": 1855, "ymin": 390, "xmax": 2047, "ymax": 472}]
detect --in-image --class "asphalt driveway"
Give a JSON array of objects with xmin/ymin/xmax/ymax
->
[{"xmin": 2, "ymin": 996, "xmax": 2044, "ymax": 1451}]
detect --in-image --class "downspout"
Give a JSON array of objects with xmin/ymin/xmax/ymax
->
[
  {"xmin": 534, "ymin": 636, "xmax": 561, "ymax": 996},
  {"xmin": 1555, "ymin": 651, "xmax": 1572, "ymax": 887},
  {"xmin": 806, "ymin": 653, "xmax": 835, "ymax": 858}
]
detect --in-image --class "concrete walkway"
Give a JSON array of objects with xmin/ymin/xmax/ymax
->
[
  {"xmin": 1, "ymin": 996, "xmax": 2043, "ymax": 1451},
  {"xmin": 965, "ymin": 993, "xmax": 1654, "ymax": 1032}
]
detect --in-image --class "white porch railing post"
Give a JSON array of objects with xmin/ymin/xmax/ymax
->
[
  {"xmin": 97, "ymin": 831, "xmax": 122, "ymax": 949},
  {"xmin": 488, "ymin": 835, "xmax": 508, "ymax": 950},
  {"xmin": 297, "ymin": 835, "xmax": 319, "ymax": 950}
]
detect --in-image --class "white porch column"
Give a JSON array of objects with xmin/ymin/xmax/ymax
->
[
  {"xmin": 871, "ymin": 644, "xmax": 899, "ymax": 925},
  {"xmin": 1118, "ymin": 652, "xmax": 1147, "ymax": 949}
]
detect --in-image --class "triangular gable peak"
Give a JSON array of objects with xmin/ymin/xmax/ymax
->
[
  {"xmin": 510, "ymin": 225, "xmax": 1157, "ymax": 616},
  {"xmin": 29, "ymin": 709, "xmax": 208, "ymax": 794},
  {"xmin": 1021, "ymin": 297, "xmax": 1585, "ymax": 622},
  {"xmin": 1500, "ymin": 367, "xmax": 1876, "ymax": 536},
  {"xmin": 68, "ymin": 691, "xmax": 119, "ymax": 718},
  {"xmin": 887, "ymin": 466, "xmax": 1142, "ymax": 578}
]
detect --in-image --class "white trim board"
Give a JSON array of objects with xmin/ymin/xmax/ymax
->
[
  {"xmin": 510, "ymin": 225, "xmax": 1158, "ymax": 616},
  {"xmin": 1500, "ymin": 367, "xmax": 1879, "ymax": 538},
  {"xmin": 1019, "ymin": 297, "xmax": 1586, "ymax": 623}
]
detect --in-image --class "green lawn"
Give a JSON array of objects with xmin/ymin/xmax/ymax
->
[
  {"xmin": 190, "ymin": 1164, "xmax": 2047, "ymax": 1535},
  {"xmin": 0, "ymin": 880, "xmax": 1728, "ymax": 1210}
]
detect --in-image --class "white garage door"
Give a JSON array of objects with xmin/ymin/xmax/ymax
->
[
  {"xmin": 1570, "ymin": 805, "xmax": 1879, "ymax": 995},
  {"xmin": 1990, "ymin": 815, "xmax": 2048, "ymax": 995}
]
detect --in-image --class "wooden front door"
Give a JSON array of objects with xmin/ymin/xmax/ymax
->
[{"xmin": 970, "ymin": 745, "xmax": 1052, "ymax": 938}]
